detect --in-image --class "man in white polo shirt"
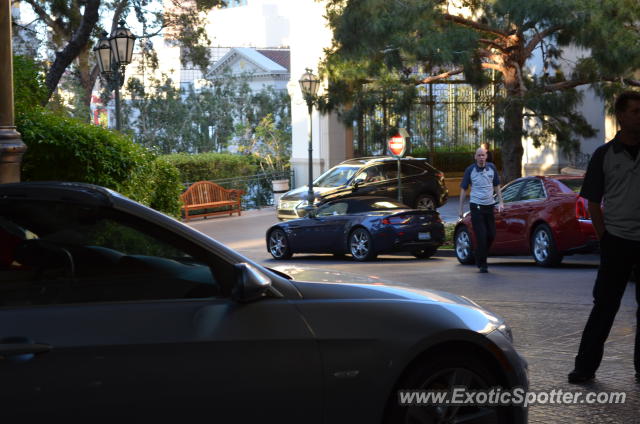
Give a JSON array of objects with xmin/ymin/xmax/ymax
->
[
  {"xmin": 569, "ymin": 90, "xmax": 640, "ymax": 384},
  {"xmin": 458, "ymin": 147, "xmax": 504, "ymax": 273}
]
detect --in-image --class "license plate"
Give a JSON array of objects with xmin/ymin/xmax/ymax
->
[{"xmin": 418, "ymin": 232, "xmax": 431, "ymax": 240}]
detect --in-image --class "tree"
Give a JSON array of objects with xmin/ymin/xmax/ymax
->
[
  {"xmin": 14, "ymin": 0, "xmax": 226, "ymax": 113},
  {"xmin": 322, "ymin": 0, "xmax": 640, "ymax": 181},
  {"xmin": 123, "ymin": 71, "xmax": 291, "ymax": 155}
]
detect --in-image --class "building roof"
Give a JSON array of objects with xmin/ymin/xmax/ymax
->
[
  {"xmin": 256, "ymin": 49, "xmax": 290, "ymax": 71},
  {"xmin": 211, "ymin": 47, "xmax": 289, "ymax": 75}
]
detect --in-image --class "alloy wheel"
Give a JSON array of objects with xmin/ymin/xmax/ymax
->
[
  {"xmin": 268, "ymin": 229, "xmax": 292, "ymax": 259},
  {"xmin": 350, "ymin": 229, "xmax": 375, "ymax": 261},
  {"xmin": 533, "ymin": 229, "xmax": 550, "ymax": 262}
]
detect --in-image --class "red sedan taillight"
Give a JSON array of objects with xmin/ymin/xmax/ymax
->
[
  {"xmin": 575, "ymin": 197, "xmax": 590, "ymax": 219},
  {"xmin": 382, "ymin": 215, "xmax": 412, "ymax": 225}
]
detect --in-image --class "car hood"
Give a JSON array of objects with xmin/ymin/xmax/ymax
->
[
  {"xmin": 280, "ymin": 185, "xmax": 346, "ymax": 201},
  {"xmin": 272, "ymin": 266, "xmax": 505, "ymax": 335},
  {"xmin": 272, "ymin": 266, "xmax": 489, "ymax": 309}
]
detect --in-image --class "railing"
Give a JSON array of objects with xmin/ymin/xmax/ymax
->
[
  {"xmin": 184, "ymin": 169, "xmax": 295, "ymax": 210},
  {"xmin": 567, "ymin": 151, "xmax": 591, "ymax": 170}
]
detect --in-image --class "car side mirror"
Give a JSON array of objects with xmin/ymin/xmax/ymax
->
[
  {"xmin": 352, "ymin": 178, "xmax": 364, "ymax": 190},
  {"xmin": 232, "ymin": 263, "xmax": 272, "ymax": 303}
]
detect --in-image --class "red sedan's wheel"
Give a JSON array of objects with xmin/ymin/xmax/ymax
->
[
  {"xmin": 531, "ymin": 224, "xmax": 563, "ymax": 267},
  {"xmin": 454, "ymin": 227, "xmax": 475, "ymax": 265}
]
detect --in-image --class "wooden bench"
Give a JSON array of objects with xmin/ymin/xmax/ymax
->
[{"xmin": 180, "ymin": 181, "xmax": 243, "ymax": 222}]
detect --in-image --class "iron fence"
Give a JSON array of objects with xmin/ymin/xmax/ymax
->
[
  {"xmin": 184, "ymin": 169, "xmax": 295, "ymax": 210},
  {"xmin": 354, "ymin": 82, "xmax": 501, "ymax": 157}
]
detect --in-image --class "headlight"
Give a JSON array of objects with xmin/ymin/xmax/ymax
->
[{"xmin": 495, "ymin": 323, "xmax": 513, "ymax": 343}]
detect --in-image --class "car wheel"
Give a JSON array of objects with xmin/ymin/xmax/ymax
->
[
  {"xmin": 454, "ymin": 226, "xmax": 475, "ymax": 265},
  {"xmin": 349, "ymin": 228, "xmax": 377, "ymax": 261},
  {"xmin": 268, "ymin": 229, "xmax": 292, "ymax": 260},
  {"xmin": 531, "ymin": 224, "xmax": 563, "ymax": 267},
  {"xmin": 411, "ymin": 246, "xmax": 438, "ymax": 259},
  {"xmin": 385, "ymin": 353, "xmax": 512, "ymax": 424},
  {"xmin": 414, "ymin": 194, "xmax": 436, "ymax": 210}
]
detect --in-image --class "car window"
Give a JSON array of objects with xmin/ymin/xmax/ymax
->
[
  {"xmin": 556, "ymin": 178, "xmax": 583, "ymax": 194},
  {"xmin": 354, "ymin": 165, "xmax": 386, "ymax": 183},
  {"xmin": 401, "ymin": 163, "xmax": 425, "ymax": 177},
  {"xmin": 520, "ymin": 179, "xmax": 546, "ymax": 200},
  {"xmin": 314, "ymin": 165, "xmax": 360, "ymax": 187},
  {"xmin": 383, "ymin": 163, "xmax": 399, "ymax": 179},
  {"xmin": 0, "ymin": 200, "xmax": 221, "ymax": 307},
  {"xmin": 316, "ymin": 202, "xmax": 348, "ymax": 216},
  {"xmin": 500, "ymin": 180, "xmax": 525, "ymax": 203}
]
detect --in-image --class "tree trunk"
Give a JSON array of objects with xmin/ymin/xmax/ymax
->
[
  {"xmin": 43, "ymin": 0, "xmax": 101, "ymax": 104},
  {"xmin": 500, "ymin": 70, "xmax": 525, "ymax": 183}
]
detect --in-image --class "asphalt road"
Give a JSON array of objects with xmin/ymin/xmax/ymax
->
[{"xmin": 187, "ymin": 207, "xmax": 639, "ymax": 423}]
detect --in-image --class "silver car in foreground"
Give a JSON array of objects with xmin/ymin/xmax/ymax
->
[{"xmin": 0, "ymin": 182, "xmax": 527, "ymax": 423}]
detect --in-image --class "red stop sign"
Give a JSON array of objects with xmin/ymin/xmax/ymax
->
[{"xmin": 388, "ymin": 134, "xmax": 406, "ymax": 157}]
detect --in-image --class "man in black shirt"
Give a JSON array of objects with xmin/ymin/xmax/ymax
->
[{"xmin": 569, "ymin": 91, "xmax": 640, "ymax": 384}]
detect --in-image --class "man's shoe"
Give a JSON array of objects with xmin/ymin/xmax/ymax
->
[
  {"xmin": 568, "ymin": 370, "xmax": 595, "ymax": 384},
  {"xmin": 479, "ymin": 266, "xmax": 488, "ymax": 273}
]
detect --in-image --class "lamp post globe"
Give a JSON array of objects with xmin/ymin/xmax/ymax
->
[
  {"xmin": 93, "ymin": 21, "xmax": 135, "ymax": 131},
  {"xmin": 298, "ymin": 68, "xmax": 320, "ymax": 215}
]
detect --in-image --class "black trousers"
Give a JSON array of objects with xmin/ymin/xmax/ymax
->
[
  {"xmin": 574, "ymin": 231, "xmax": 640, "ymax": 374},
  {"xmin": 470, "ymin": 202, "xmax": 496, "ymax": 268}
]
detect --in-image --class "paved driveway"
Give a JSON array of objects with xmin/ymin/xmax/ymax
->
[{"xmin": 188, "ymin": 208, "xmax": 639, "ymax": 423}]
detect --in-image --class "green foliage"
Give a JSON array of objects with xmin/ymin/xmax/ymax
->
[
  {"xmin": 236, "ymin": 114, "xmax": 291, "ymax": 172},
  {"xmin": 411, "ymin": 147, "xmax": 502, "ymax": 173},
  {"xmin": 163, "ymin": 153, "xmax": 259, "ymax": 183},
  {"xmin": 124, "ymin": 72, "xmax": 291, "ymax": 156},
  {"xmin": 323, "ymin": 0, "xmax": 640, "ymax": 181},
  {"xmin": 12, "ymin": 55, "xmax": 48, "ymax": 112},
  {"xmin": 15, "ymin": 108, "xmax": 182, "ymax": 216}
]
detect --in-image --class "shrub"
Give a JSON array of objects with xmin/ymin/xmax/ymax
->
[
  {"xmin": 16, "ymin": 108, "xmax": 182, "ymax": 216},
  {"xmin": 163, "ymin": 152, "xmax": 259, "ymax": 183},
  {"xmin": 411, "ymin": 147, "xmax": 502, "ymax": 173}
]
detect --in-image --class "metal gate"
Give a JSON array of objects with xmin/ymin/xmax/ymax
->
[{"xmin": 353, "ymin": 82, "xmax": 500, "ymax": 156}]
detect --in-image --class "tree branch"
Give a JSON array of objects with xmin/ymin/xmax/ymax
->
[
  {"xmin": 478, "ymin": 38, "xmax": 508, "ymax": 53},
  {"xmin": 542, "ymin": 77, "xmax": 640, "ymax": 92},
  {"xmin": 22, "ymin": 0, "xmax": 60, "ymax": 33},
  {"xmin": 524, "ymin": 26, "xmax": 561, "ymax": 58},
  {"xmin": 442, "ymin": 13, "xmax": 508, "ymax": 38},
  {"xmin": 44, "ymin": 0, "xmax": 101, "ymax": 103},
  {"xmin": 418, "ymin": 68, "xmax": 464, "ymax": 84}
]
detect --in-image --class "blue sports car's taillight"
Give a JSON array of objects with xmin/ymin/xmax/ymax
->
[{"xmin": 382, "ymin": 215, "xmax": 412, "ymax": 225}]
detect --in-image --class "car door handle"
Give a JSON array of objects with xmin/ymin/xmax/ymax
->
[{"xmin": 0, "ymin": 343, "xmax": 52, "ymax": 357}]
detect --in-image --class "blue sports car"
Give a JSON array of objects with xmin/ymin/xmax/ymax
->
[{"xmin": 266, "ymin": 196, "xmax": 445, "ymax": 261}]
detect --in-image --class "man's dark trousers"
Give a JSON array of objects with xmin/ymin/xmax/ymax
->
[
  {"xmin": 470, "ymin": 202, "xmax": 496, "ymax": 269},
  {"xmin": 574, "ymin": 232, "xmax": 640, "ymax": 375}
]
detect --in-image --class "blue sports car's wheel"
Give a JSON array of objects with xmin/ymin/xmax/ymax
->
[
  {"xmin": 268, "ymin": 229, "xmax": 292, "ymax": 260},
  {"xmin": 349, "ymin": 228, "xmax": 377, "ymax": 261}
]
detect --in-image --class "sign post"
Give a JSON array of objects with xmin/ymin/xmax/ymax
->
[{"xmin": 388, "ymin": 128, "xmax": 409, "ymax": 204}]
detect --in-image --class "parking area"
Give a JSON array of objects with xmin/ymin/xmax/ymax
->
[{"xmin": 188, "ymin": 207, "xmax": 639, "ymax": 423}]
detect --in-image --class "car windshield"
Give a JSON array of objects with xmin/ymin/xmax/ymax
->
[
  {"xmin": 314, "ymin": 165, "xmax": 361, "ymax": 187},
  {"xmin": 558, "ymin": 178, "xmax": 583, "ymax": 193}
]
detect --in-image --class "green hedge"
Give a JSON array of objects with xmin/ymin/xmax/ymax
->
[
  {"xmin": 411, "ymin": 147, "xmax": 502, "ymax": 173},
  {"xmin": 17, "ymin": 108, "xmax": 183, "ymax": 216},
  {"xmin": 163, "ymin": 153, "xmax": 259, "ymax": 183}
]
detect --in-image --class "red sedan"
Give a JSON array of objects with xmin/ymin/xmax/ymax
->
[{"xmin": 454, "ymin": 175, "xmax": 598, "ymax": 267}]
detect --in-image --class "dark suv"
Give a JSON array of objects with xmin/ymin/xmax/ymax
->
[{"xmin": 277, "ymin": 157, "xmax": 448, "ymax": 220}]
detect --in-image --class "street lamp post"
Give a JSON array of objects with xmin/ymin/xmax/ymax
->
[
  {"xmin": 298, "ymin": 68, "xmax": 320, "ymax": 215},
  {"xmin": 0, "ymin": 0, "xmax": 27, "ymax": 183},
  {"xmin": 94, "ymin": 21, "xmax": 135, "ymax": 131}
]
